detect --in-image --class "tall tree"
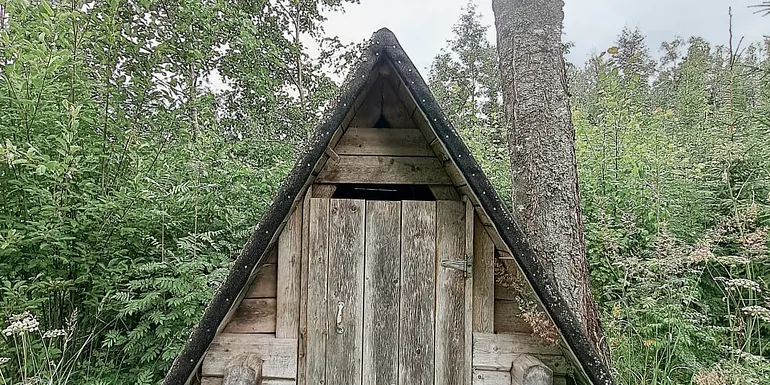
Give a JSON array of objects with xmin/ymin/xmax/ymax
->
[{"xmin": 491, "ymin": 0, "xmax": 610, "ymax": 362}]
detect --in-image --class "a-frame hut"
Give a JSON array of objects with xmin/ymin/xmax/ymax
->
[{"xmin": 163, "ymin": 28, "xmax": 613, "ymax": 385}]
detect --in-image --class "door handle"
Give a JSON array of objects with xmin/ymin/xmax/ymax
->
[{"xmin": 336, "ymin": 301, "xmax": 345, "ymax": 334}]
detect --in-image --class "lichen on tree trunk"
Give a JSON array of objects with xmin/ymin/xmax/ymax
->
[{"xmin": 491, "ymin": 0, "xmax": 610, "ymax": 362}]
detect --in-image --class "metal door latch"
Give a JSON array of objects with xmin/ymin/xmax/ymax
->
[
  {"xmin": 336, "ymin": 301, "xmax": 345, "ymax": 334},
  {"xmin": 440, "ymin": 259, "xmax": 472, "ymax": 277}
]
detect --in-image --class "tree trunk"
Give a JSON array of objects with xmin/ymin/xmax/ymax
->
[{"xmin": 491, "ymin": 0, "xmax": 609, "ymax": 360}]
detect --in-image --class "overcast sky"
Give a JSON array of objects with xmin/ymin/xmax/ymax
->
[{"xmin": 323, "ymin": 0, "xmax": 768, "ymax": 72}]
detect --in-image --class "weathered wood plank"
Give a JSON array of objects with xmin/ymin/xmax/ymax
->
[
  {"xmin": 435, "ymin": 200, "xmax": 466, "ymax": 385},
  {"xmin": 473, "ymin": 215, "xmax": 495, "ymax": 333},
  {"xmin": 202, "ymin": 378, "xmax": 296, "ymax": 385},
  {"xmin": 350, "ymin": 76, "xmax": 384, "ymax": 128},
  {"xmin": 469, "ymin": 371, "xmax": 568, "ymax": 385},
  {"xmin": 297, "ymin": 191, "xmax": 311, "ymax": 385},
  {"xmin": 222, "ymin": 354, "xmax": 262, "ymax": 385},
  {"xmin": 380, "ymin": 78, "xmax": 417, "ymax": 128},
  {"xmin": 399, "ymin": 201, "xmax": 436, "ymax": 385},
  {"xmin": 201, "ymin": 334, "xmax": 297, "ymax": 378},
  {"xmin": 335, "ymin": 128, "xmax": 432, "ymax": 156},
  {"xmin": 311, "ymin": 184, "xmax": 337, "ymax": 198},
  {"xmin": 494, "ymin": 281, "xmax": 518, "ymax": 301},
  {"xmin": 464, "ymin": 199, "xmax": 475, "ymax": 385},
  {"xmin": 363, "ymin": 201, "xmax": 401, "ymax": 385},
  {"xmin": 511, "ymin": 354, "xmax": 553, "ymax": 385},
  {"xmin": 224, "ymin": 299, "xmax": 277, "ymax": 334},
  {"xmin": 429, "ymin": 185, "xmax": 461, "ymax": 200},
  {"xmin": 472, "ymin": 333, "xmax": 563, "ymax": 372},
  {"xmin": 472, "ymin": 370, "xmax": 509, "ymax": 385},
  {"xmin": 316, "ymin": 156, "xmax": 451, "ymax": 185},
  {"xmin": 306, "ymin": 199, "xmax": 329, "ymax": 385},
  {"xmin": 326, "ymin": 199, "xmax": 365, "ymax": 385},
  {"xmin": 245, "ymin": 262, "xmax": 277, "ymax": 299},
  {"xmin": 495, "ymin": 300, "xmax": 535, "ymax": 334},
  {"xmin": 277, "ymin": 208, "xmax": 302, "ymax": 338}
]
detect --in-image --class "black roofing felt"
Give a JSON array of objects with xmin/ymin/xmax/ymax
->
[{"xmin": 163, "ymin": 28, "xmax": 614, "ymax": 385}]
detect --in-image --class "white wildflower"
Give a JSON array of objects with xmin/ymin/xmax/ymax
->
[
  {"xmin": 43, "ymin": 329, "xmax": 67, "ymax": 338},
  {"xmin": 741, "ymin": 305, "xmax": 770, "ymax": 322},
  {"xmin": 2, "ymin": 312, "xmax": 39, "ymax": 337},
  {"xmin": 724, "ymin": 278, "xmax": 762, "ymax": 292}
]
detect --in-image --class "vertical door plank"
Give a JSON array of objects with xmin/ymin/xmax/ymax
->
[
  {"xmin": 277, "ymin": 207, "xmax": 302, "ymax": 338},
  {"xmin": 464, "ymin": 199, "xmax": 475, "ymax": 385},
  {"xmin": 399, "ymin": 201, "xmax": 436, "ymax": 385},
  {"xmin": 306, "ymin": 199, "xmax": 330, "ymax": 385},
  {"xmin": 473, "ymin": 216, "xmax": 495, "ymax": 333},
  {"xmin": 435, "ymin": 201, "xmax": 466, "ymax": 384},
  {"xmin": 326, "ymin": 199, "xmax": 366, "ymax": 385},
  {"xmin": 363, "ymin": 201, "xmax": 401, "ymax": 385},
  {"xmin": 298, "ymin": 190, "xmax": 312, "ymax": 385}
]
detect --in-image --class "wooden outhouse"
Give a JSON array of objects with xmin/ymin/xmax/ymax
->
[{"xmin": 163, "ymin": 29, "xmax": 612, "ymax": 385}]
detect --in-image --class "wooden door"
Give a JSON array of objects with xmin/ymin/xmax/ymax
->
[{"xmin": 305, "ymin": 198, "xmax": 467, "ymax": 385}]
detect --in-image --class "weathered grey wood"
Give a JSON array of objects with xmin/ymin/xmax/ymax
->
[
  {"xmin": 363, "ymin": 201, "xmax": 401, "ymax": 385},
  {"xmin": 297, "ymin": 191, "xmax": 311, "ymax": 385},
  {"xmin": 311, "ymin": 184, "xmax": 337, "ymax": 198},
  {"xmin": 494, "ymin": 281, "xmax": 517, "ymax": 301},
  {"xmin": 473, "ymin": 215, "xmax": 495, "ymax": 333},
  {"xmin": 224, "ymin": 299, "xmax": 277, "ymax": 334},
  {"xmin": 464, "ymin": 199, "xmax": 475, "ymax": 385},
  {"xmin": 429, "ymin": 185, "xmax": 461, "ymax": 200},
  {"xmin": 435, "ymin": 200, "xmax": 466, "ymax": 385},
  {"xmin": 246, "ymin": 262, "xmax": 277, "ymax": 299},
  {"xmin": 306, "ymin": 199, "xmax": 329, "ymax": 385},
  {"xmin": 201, "ymin": 334, "xmax": 297, "ymax": 378},
  {"xmin": 399, "ymin": 201, "xmax": 436, "ymax": 385},
  {"xmin": 350, "ymin": 77, "xmax": 385, "ymax": 127},
  {"xmin": 222, "ymin": 354, "xmax": 262, "ymax": 385},
  {"xmin": 316, "ymin": 155, "xmax": 451, "ymax": 185},
  {"xmin": 277, "ymin": 208, "xmax": 302, "ymax": 338},
  {"xmin": 380, "ymin": 78, "xmax": 417, "ymax": 128},
  {"xmin": 350, "ymin": 77, "xmax": 416, "ymax": 128},
  {"xmin": 472, "ymin": 333, "xmax": 563, "ymax": 371},
  {"xmin": 511, "ymin": 354, "xmax": 553, "ymax": 385},
  {"xmin": 472, "ymin": 370, "xmax": 509, "ymax": 385},
  {"xmin": 470, "ymin": 372, "xmax": 565, "ymax": 385},
  {"xmin": 202, "ymin": 378, "xmax": 295, "ymax": 385},
  {"xmin": 335, "ymin": 128, "xmax": 432, "ymax": 156},
  {"xmin": 494, "ymin": 300, "xmax": 534, "ymax": 334},
  {"xmin": 326, "ymin": 199, "xmax": 365, "ymax": 385}
]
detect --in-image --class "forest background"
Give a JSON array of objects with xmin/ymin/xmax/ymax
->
[{"xmin": 0, "ymin": 0, "xmax": 769, "ymax": 384}]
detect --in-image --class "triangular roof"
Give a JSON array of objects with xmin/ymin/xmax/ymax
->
[{"xmin": 163, "ymin": 28, "xmax": 613, "ymax": 385}]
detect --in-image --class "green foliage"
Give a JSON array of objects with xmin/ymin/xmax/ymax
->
[
  {"xmin": 428, "ymin": 1, "xmax": 510, "ymax": 205},
  {"xmin": 0, "ymin": 0, "xmax": 356, "ymax": 383},
  {"xmin": 433, "ymin": 3, "xmax": 770, "ymax": 384}
]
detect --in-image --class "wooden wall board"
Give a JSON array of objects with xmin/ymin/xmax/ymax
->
[
  {"xmin": 223, "ymin": 299, "xmax": 277, "ymax": 334},
  {"xmin": 201, "ymin": 378, "xmax": 295, "ymax": 385},
  {"xmin": 494, "ymin": 300, "xmax": 535, "ymax": 334},
  {"xmin": 362, "ymin": 201, "xmax": 401, "ymax": 385},
  {"xmin": 334, "ymin": 128, "xmax": 432, "ymax": 156},
  {"xmin": 305, "ymin": 199, "xmax": 330, "ymax": 385},
  {"xmin": 399, "ymin": 201, "xmax": 436, "ymax": 385},
  {"xmin": 316, "ymin": 156, "xmax": 451, "ymax": 185},
  {"xmin": 245, "ymin": 262, "xmax": 277, "ymax": 299},
  {"xmin": 470, "ymin": 370, "xmax": 568, "ymax": 385},
  {"xmin": 201, "ymin": 334, "xmax": 297, "ymax": 378},
  {"xmin": 435, "ymin": 201, "xmax": 467, "ymax": 385},
  {"xmin": 325, "ymin": 199, "xmax": 366, "ymax": 385},
  {"xmin": 473, "ymin": 215, "xmax": 495, "ymax": 333},
  {"xmin": 277, "ymin": 208, "xmax": 302, "ymax": 338},
  {"xmin": 429, "ymin": 185, "xmax": 461, "ymax": 200}
]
